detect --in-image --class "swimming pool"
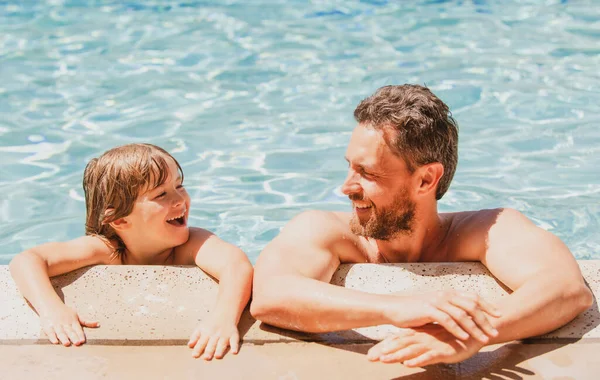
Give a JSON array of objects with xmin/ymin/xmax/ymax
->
[{"xmin": 1, "ymin": 0, "xmax": 599, "ymax": 263}]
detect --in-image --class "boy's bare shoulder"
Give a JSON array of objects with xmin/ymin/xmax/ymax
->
[{"xmin": 173, "ymin": 227, "xmax": 217, "ymax": 265}]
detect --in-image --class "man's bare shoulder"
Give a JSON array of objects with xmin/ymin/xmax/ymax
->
[
  {"xmin": 269, "ymin": 210, "xmax": 364, "ymax": 262},
  {"xmin": 444, "ymin": 208, "xmax": 534, "ymax": 261},
  {"xmin": 280, "ymin": 210, "xmax": 351, "ymax": 241}
]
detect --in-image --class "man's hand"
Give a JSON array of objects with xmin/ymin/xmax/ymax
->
[
  {"xmin": 188, "ymin": 318, "xmax": 241, "ymax": 360},
  {"xmin": 40, "ymin": 304, "xmax": 100, "ymax": 346},
  {"xmin": 387, "ymin": 291, "xmax": 501, "ymax": 343},
  {"xmin": 368, "ymin": 324, "xmax": 484, "ymax": 367}
]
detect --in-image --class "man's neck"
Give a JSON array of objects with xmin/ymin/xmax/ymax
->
[{"xmin": 372, "ymin": 205, "xmax": 448, "ymax": 263}]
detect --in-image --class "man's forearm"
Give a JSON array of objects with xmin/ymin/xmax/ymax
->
[
  {"xmin": 490, "ymin": 273, "xmax": 592, "ymax": 344},
  {"xmin": 251, "ymin": 274, "xmax": 396, "ymax": 333}
]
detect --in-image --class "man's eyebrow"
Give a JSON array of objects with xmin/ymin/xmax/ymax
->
[{"xmin": 345, "ymin": 157, "xmax": 378, "ymax": 172}]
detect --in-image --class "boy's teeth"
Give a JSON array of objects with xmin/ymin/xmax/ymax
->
[{"xmin": 167, "ymin": 211, "xmax": 185, "ymax": 221}]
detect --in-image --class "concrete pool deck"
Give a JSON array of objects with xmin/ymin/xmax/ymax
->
[{"xmin": 1, "ymin": 261, "xmax": 599, "ymax": 379}]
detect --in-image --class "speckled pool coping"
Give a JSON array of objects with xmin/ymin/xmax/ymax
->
[{"xmin": 1, "ymin": 261, "xmax": 598, "ymax": 344}]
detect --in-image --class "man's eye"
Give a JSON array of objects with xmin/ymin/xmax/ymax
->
[{"xmin": 360, "ymin": 170, "xmax": 374, "ymax": 178}]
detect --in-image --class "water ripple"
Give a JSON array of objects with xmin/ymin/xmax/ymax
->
[{"xmin": 1, "ymin": 0, "xmax": 599, "ymax": 262}]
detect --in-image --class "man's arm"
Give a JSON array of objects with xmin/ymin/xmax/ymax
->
[
  {"xmin": 367, "ymin": 208, "xmax": 593, "ymax": 367},
  {"xmin": 482, "ymin": 208, "xmax": 592, "ymax": 343},
  {"xmin": 251, "ymin": 210, "xmax": 500, "ymax": 340},
  {"xmin": 251, "ymin": 211, "xmax": 394, "ymax": 332}
]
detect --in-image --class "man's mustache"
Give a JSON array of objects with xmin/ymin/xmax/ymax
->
[{"xmin": 348, "ymin": 193, "xmax": 368, "ymax": 202}]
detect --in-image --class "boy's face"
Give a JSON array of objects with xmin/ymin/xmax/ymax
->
[{"xmin": 126, "ymin": 157, "xmax": 191, "ymax": 252}]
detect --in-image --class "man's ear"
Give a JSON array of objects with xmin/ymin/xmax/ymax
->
[{"xmin": 417, "ymin": 162, "xmax": 444, "ymax": 196}]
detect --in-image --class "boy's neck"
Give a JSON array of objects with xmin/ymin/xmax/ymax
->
[{"xmin": 119, "ymin": 234, "xmax": 177, "ymax": 265}]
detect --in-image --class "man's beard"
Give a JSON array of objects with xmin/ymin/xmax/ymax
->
[{"xmin": 348, "ymin": 189, "xmax": 415, "ymax": 240}]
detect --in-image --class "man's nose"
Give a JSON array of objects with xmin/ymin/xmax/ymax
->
[{"xmin": 341, "ymin": 170, "xmax": 361, "ymax": 196}]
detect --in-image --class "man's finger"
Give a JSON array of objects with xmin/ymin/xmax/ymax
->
[
  {"xmin": 438, "ymin": 303, "xmax": 489, "ymax": 343},
  {"xmin": 461, "ymin": 293, "xmax": 502, "ymax": 318},
  {"xmin": 450, "ymin": 297, "xmax": 498, "ymax": 339},
  {"xmin": 368, "ymin": 337, "xmax": 398, "ymax": 361},
  {"xmin": 380, "ymin": 344, "xmax": 428, "ymax": 364},
  {"xmin": 379, "ymin": 336, "xmax": 411, "ymax": 355},
  {"xmin": 430, "ymin": 310, "xmax": 469, "ymax": 340},
  {"xmin": 403, "ymin": 351, "xmax": 438, "ymax": 368}
]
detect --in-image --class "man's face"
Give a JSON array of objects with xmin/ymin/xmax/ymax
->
[{"xmin": 342, "ymin": 124, "xmax": 416, "ymax": 240}]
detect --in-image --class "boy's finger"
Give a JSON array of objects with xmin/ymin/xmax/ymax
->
[
  {"xmin": 64, "ymin": 326, "xmax": 81, "ymax": 346},
  {"xmin": 192, "ymin": 335, "xmax": 209, "ymax": 358},
  {"xmin": 78, "ymin": 316, "xmax": 100, "ymax": 329},
  {"xmin": 43, "ymin": 327, "xmax": 59, "ymax": 345},
  {"xmin": 230, "ymin": 336, "xmax": 240, "ymax": 354},
  {"xmin": 71, "ymin": 323, "xmax": 86, "ymax": 345},
  {"xmin": 55, "ymin": 327, "xmax": 71, "ymax": 347},
  {"xmin": 202, "ymin": 337, "xmax": 219, "ymax": 360},
  {"xmin": 214, "ymin": 338, "xmax": 229, "ymax": 359},
  {"xmin": 188, "ymin": 329, "xmax": 202, "ymax": 348}
]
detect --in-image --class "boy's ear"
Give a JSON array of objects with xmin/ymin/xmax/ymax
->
[
  {"xmin": 416, "ymin": 162, "xmax": 444, "ymax": 196},
  {"xmin": 103, "ymin": 207, "xmax": 130, "ymax": 231},
  {"xmin": 109, "ymin": 217, "xmax": 130, "ymax": 231}
]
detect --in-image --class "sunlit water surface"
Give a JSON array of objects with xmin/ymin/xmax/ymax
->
[{"xmin": 1, "ymin": 0, "xmax": 599, "ymax": 263}]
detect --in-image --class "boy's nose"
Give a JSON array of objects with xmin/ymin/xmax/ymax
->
[{"xmin": 172, "ymin": 192, "xmax": 185, "ymax": 207}]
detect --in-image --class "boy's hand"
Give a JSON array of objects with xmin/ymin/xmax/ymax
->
[
  {"xmin": 39, "ymin": 304, "xmax": 100, "ymax": 346},
  {"xmin": 188, "ymin": 319, "xmax": 240, "ymax": 360}
]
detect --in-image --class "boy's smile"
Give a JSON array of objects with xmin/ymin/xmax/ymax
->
[
  {"xmin": 115, "ymin": 156, "xmax": 191, "ymax": 260},
  {"xmin": 166, "ymin": 208, "xmax": 187, "ymax": 227}
]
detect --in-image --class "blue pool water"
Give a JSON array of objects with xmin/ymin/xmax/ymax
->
[{"xmin": 1, "ymin": 0, "xmax": 599, "ymax": 263}]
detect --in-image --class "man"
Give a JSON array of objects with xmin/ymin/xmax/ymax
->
[{"xmin": 250, "ymin": 84, "xmax": 593, "ymax": 367}]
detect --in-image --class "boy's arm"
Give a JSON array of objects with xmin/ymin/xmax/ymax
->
[
  {"xmin": 184, "ymin": 228, "xmax": 253, "ymax": 326},
  {"xmin": 182, "ymin": 228, "xmax": 252, "ymax": 359},
  {"xmin": 9, "ymin": 236, "xmax": 115, "ymax": 345}
]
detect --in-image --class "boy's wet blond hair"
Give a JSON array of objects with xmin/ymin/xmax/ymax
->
[{"xmin": 83, "ymin": 143, "xmax": 184, "ymax": 257}]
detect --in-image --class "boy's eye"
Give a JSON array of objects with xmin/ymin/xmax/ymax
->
[
  {"xmin": 155, "ymin": 191, "xmax": 166, "ymax": 199},
  {"xmin": 176, "ymin": 184, "xmax": 184, "ymax": 189}
]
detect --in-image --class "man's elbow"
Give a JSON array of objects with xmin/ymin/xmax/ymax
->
[
  {"xmin": 574, "ymin": 283, "xmax": 594, "ymax": 314},
  {"xmin": 250, "ymin": 280, "xmax": 283, "ymax": 323}
]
